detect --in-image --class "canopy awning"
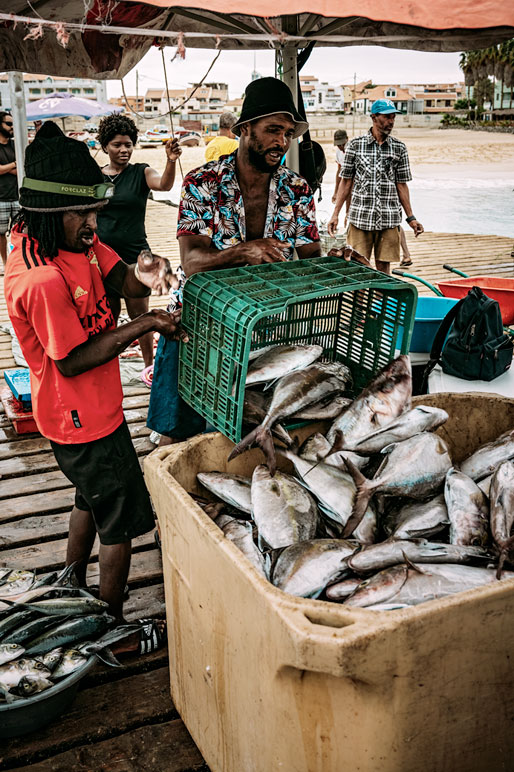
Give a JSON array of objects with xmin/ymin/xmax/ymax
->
[{"xmin": 2, "ymin": 1, "xmax": 514, "ymax": 80}]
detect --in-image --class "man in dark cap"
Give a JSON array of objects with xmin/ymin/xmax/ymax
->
[
  {"xmin": 4, "ymin": 122, "xmax": 186, "ymax": 652},
  {"xmin": 147, "ymin": 77, "xmax": 322, "ymax": 447}
]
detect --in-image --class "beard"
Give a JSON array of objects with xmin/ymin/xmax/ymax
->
[
  {"xmin": 0, "ymin": 126, "xmax": 12, "ymax": 140},
  {"xmin": 247, "ymin": 129, "xmax": 282, "ymax": 173}
]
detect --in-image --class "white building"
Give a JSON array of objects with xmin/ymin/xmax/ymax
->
[
  {"xmin": 0, "ymin": 73, "xmax": 107, "ymax": 109},
  {"xmin": 299, "ymin": 76, "xmax": 351, "ymax": 113}
]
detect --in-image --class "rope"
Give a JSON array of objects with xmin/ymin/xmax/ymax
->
[{"xmin": 160, "ymin": 46, "xmax": 184, "ymax": 181}]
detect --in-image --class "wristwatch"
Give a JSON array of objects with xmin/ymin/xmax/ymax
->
[{"xmin": 406, "ymin": 215, "xmax": 417, "ymax": 223}]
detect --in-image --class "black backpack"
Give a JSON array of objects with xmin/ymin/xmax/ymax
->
[{"xmin": 422, "ymin": 286, "xmax": 513, "ymax": 388}]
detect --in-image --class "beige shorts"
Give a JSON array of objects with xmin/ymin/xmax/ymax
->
[{"xmin": 347, "ymin": 224, "xmax": 400, "ymax": 263}]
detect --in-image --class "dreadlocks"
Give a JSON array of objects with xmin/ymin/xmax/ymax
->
[{"xmin": 12, "ymin": 209, "xmax": 66, "ymax": 259}]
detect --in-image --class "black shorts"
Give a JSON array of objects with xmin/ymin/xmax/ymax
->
[{"xmin": 50, "ymin": 420, "xmax": 155, "ymax": 545}]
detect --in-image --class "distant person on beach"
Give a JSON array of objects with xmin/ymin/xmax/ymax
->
[
  {"xmin": 328, "ymin": 99, "xmax": 423, "ymax": 274},
  {"xmin": 0, "ymin": 112, "xmax": 19, "ymax": 273},
  {"xmin": 4, "ymin": 122, "xmax": 186, "ymax": 653},
  {"xmin": 332, "ymin": 128, "xmax": 348, "ymax": 204},
  {"xmin": 147, "ymin": 77, "xmax": 322, "ymax": 448},
  {"xmin": 204, "ymin": 111, "xmax": 239, "ymax": 163},
  {"xmin": 96, "ymin": 113, "xmax": 182, "ymax": 369}
]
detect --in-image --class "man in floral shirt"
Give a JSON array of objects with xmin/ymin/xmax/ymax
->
[{"xmin": 147, "ymin": 77, "xmax": 321, "ymax": 446}]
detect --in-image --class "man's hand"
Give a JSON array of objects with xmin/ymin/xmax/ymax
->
[
  {"xmin": 408, "ymin": 219, "xmax": 424, "ymax": 237},
  {"xmin": 239, "ymin": 238, "xmax": 288, "ymax": 265},
  {"xmin": 331, "ymin": 193, "xmax": 337, "ymax": 204},
  {"xmin": 149, "ymin": 308, "xmax": 189, "ymax": 342},
  {"xmin": 327, "ymin": 214, "xmax": 339, "ymax": 237},
  {"xmin": 165, "ymin": 138, "xmax": 182, "ymax": 163},
  {"xmin": 327, "ymin": 244, "xmax": 372, "ymax": 268},
  {"xmin": 8, "ymin": 162, "xmax": 16, "ymax": 176},
  {"xmin": 136, "ymin": 249, "xmax": 179, "ymax": 295}
]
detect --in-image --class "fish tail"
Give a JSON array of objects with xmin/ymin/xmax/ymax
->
[
  {"xmin": 328, "ymin": 429, "xmax": 345, "ymax": 455},
  {"xmin": 496, "ymin": 534, "xmax": 514, "ymax": 579},
  {"xmin": 228, "ymin": 425, "xmax": 277, "ymax": 475},
  {"xmin": 342, "ymin": 457, "xmax": 373, "ymax": 538},
  {"xmin": 273, "ymin": 423, "xmax": 293, "ymax": 447}
]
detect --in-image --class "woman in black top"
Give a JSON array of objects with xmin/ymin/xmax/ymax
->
[{"xmin": 97, "ymin": 114, "xmax": 181, "ymax": 368}]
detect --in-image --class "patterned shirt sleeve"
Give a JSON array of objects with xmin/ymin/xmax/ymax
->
[
  {"xmin": 340, "ymin": 140, "xmax": 357, "ymax": 179},
  {"xmin": 395, "ymin": 145, "xmax": 412, "ymax": 183},
  {"xmin": 177, "ymin": 169, "xmax": 215, "ymax": 238},
  {"xmin": 293, "ymin": 183, "xmax": 320, "ymax": 246}
]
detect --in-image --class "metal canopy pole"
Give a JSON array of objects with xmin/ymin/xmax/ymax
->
[
  {"xmin": 8, "ymin": 72, "xmax": 28, "ymax": 189},
  {"xmin": 281, "ymin": 16, "xmax": 299, "ymax": 173}
]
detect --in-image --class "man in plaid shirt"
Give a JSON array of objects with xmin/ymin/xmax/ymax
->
[{"xmin": 328, "ymin": 99, "xmax": 423, "ymax": 274}]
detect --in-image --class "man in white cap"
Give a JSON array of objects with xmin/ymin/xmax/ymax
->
[{"xmin": 328, "ymin": 99, "xmax": 423, "ymax": 274}]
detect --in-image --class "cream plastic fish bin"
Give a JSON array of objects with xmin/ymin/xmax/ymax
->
[{"xmin": 145, "ymin": 393, "xmax": 514, "ymax": 772}]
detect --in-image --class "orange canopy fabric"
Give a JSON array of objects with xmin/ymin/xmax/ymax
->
[{"xmin": 134, "ymin": 0, "xmax": 514, "ymax": 33}]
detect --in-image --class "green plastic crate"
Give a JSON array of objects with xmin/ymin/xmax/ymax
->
[{"xmin": 179, "ymin": 256, "xmax": 417, "ymax": 443}]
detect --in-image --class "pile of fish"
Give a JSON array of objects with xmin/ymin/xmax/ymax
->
[
  {"xmin": 0, "ymin": 566, "xmax": 139, "ymax": 705},
  {"xmin": 195, "ymin": 351, "xmax": 514, "ymax": 609}
]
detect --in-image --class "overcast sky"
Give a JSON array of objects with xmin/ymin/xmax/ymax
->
[{"xmin": 106, "ymin": 45, "xmax": 463, "ymax": 99}]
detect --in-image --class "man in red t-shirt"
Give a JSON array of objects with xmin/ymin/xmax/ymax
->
[{"xmin": 5, "ymin": 122, "xmax": 184, "ymax": 654}]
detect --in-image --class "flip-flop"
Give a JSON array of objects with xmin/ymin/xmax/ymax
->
[
  {"xmin": 399, "ymin": 259, "xmax": 413, "ymax": 268},
  {"xmin": 137, "ymin": 618, "xmax": 167, "ymax": 655}
]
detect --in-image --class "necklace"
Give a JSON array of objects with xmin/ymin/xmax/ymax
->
[{"xmin": 103, "ymin": 168, "xmax": 123, "ymax": 184}]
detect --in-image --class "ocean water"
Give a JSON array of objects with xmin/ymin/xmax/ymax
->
[{"xmin": 317, "ymin": 176, "xmax": 514, "ymax": 238}]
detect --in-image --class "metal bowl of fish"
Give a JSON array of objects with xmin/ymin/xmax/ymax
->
[{"xmin": 0, "ymin": 654, "xmax": 96, "ymax": 738}]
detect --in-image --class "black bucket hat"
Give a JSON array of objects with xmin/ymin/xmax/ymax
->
[
  {"xmin": 20, "ymin": 121, "xmax": 114, "ymax": 212},
  {"xmin": 232, "ymin": 77, "xmax": 308, "ymax": 139}
]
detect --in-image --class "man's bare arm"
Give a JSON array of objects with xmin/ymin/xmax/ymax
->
[
  {"xmin": 396, "ymin": 182, "xmax": 424, "ymax": 236},
  {"xmin": 56, "ymin": 310, "xmax": 186, "ymax": 377},
  {"xmin": 297, "ymin": 242, "xmax": 322, "ymax": 260},
  {"xmin": 328, "ymin": 177, "xmax": 353, "ymax": 236},
  {"xmin": 180, "ymin": 234, "xmax": 287, "ymax": 277}
]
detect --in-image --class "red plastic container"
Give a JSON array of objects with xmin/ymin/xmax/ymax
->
[{"xmin": 436, "ymin": 277, "xmax": 514, "ymax": 325}]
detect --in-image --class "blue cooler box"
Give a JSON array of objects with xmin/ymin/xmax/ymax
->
[
  {"xmin": 397, "ymin": 296, "xmax": 459, "ymax": 353},
  {"xmin": 3, "ymin": 368, "xmax": 32, "ymax": 406}
]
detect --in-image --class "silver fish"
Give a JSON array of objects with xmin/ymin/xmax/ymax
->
[
  {"xmin": 24, "ymin": 615, "xmax": 113, "ymax": 657},
  {"xmin": 325, "ymin": 577, "xmax": 363, "ymax": 600},
  {"xmin": 388, "ymin": 494, "xmax": 449, "ymax": 540},
  {"xmin": 347, "ymin": 539, "xmax": 493, "ymax": 574},
  {"xmin": 272, "ymin": 539, "xmax": 356, "ymax": 597},
  {"xmin": 38, "ymin": 647, "xmax": 64, "ymax": 673},
  {"xmin": 293, "ymin": 395, "xmax": 353, "ymax": 421},
  {"xmin": 245, "ymin": 344, "xmax": 323, "ymax": 387},
  {"xmin": 0, "ymin": 570, "xmax": 36, "ymax": 598},
  {"xmin": 444, "ymin": 468, "xmax": 489, "ymax": 546},
  {"xmin": 459, "ymin": 429, "xmax": 514, "ymax": 481},
  {"xmin": 279, "ymin": 449, "xmax": 377, "ymax": 544},
  {"xmin": 251, "ymin": 465, "xmax": 318, "ymax": 549},
  {"xmin": 243, "ymin": 391, "xmax": 292, "ymax": 446},
  {"xmin": 0, "ymin": 642, "xmax": 25, "ymax": 666},
  {"xmin": 51, "ymin": 649, "xmax": 88, "ymax": 680},
  {"xmin": 230, "ymin": 361, "xmax": 352, "ymax": 474},
  {"xmin": 477, "ymin": 474, "xmax": 492, "ymax": 498},
  {"xmin": 0, "ymin": 657, "xmax": 51, "ymax": 688},
  {"xmin": 6, "ymin": 596, "xmax": 109, "ymax": 617},
  {"xmin": 489, "ymin": 460, "xmax": 514, "ymax": 577},
  {"xmin": 326, "ymin": 355, "xmax": 412, "ymax": 446},
  {"xmin": 299, "ymin": 433, "xmax": 367, "ymax": 471},
  {"xmin": 197, "ymin": 472, "xmax": 252, "ymax": 515},
  {"xmin": 215, "ymin": 514, "xmax": 266, "ymax": 576},
  {"xmin": 344, "ymin": 433, "xmax": 452, "ymax": 538},
  {"xmin": 344, "ymin": 406, "xmax": 449, "ymax": 455},
  {"xmin": 346, "ymin": 564, "xmax": 514, "ymax": 608},
  {"xmin": 13, "ymin": 674, "xmax": 54, "ymax": 697}
]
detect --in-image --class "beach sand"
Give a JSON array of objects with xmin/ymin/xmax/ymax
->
[{"xmin": 95, "ymin": 126, "xmax": 514, "ymax": 185}]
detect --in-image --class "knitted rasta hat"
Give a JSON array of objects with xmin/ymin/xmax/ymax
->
[
  {"xmin": 232, "ymin": 77, "xmax": 308, "ymax": 139},
  {"xmin": 20, "ymin": 121, "xmax": 114, "ymax": 212}
]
